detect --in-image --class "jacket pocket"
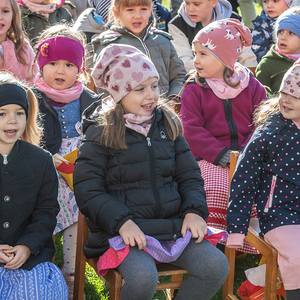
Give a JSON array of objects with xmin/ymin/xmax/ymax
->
[{"xmin": 264, "ymin": 175, "xmax": 277, "ymax": 212}]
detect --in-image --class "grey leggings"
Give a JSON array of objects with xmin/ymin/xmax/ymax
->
[{"xmin": 117, "ymin": 239, "xmax": 229, "ymax": 300}]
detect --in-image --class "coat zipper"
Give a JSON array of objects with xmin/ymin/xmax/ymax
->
[
  {"xmin": 223, "ymin": 99, "xmax": 238, "ymax": 150},
  {"xmin": 264, "ymin": 175, "xmax": 277, "ymax": 212},
  {"xmin": 146, "ymin": 136, "xmax": 161, "ymax": 217}
]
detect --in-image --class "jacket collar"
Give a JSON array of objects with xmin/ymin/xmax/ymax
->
[{"xmin": 0, "ymin": 139, "xmax": 20, "ymax": 165}]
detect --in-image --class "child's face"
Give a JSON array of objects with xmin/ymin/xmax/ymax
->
[
  {"xmin": 279, "ymin": 92, "xmax": 300, "ymax": 125},
  {"xmin": 262, "ymin": 0, "xmax": 288, "ymax": 18},
  {"xmin": 0, "ymin": 104, "xmax": 26, "ymax": 155},
  {"xmin": 42, "ymin": 60, "xmax": 78, "ymax": 90},
  {"xmin": 121, "ymin": 77, "xmax": 159, "ymax": 116},
  {"xmin": 277, "ymin": 29, "xmax": 300, "ymax": 54},
  {"xmin": 193, "ymin": 43, "xmax": 225, "ymax": 79},
  {"xmin": 0, "ymin": 0, "xmax": 13, "ymax": 43},
  {"xmin": 184, "ymin": 0, "xmax": 217, "ymax": 27},
  {"xmin": 113, "ymin": 5, "xmax": 152, "ymax": 37}
]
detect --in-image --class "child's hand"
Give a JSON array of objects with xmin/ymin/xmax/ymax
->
[
  {"xmin": 181, "ymin": 213, "xmax": 207, "ymax": 243},
  {"xmin": 119, "ymin": 219, "xmax": 146, "ymax": 250},
  {"xmin": 4, "ymin": 245, "xmax": 31, "ymax": 270},
  {"xmin": 0, "ymin": 245, "xmax": 14, "ymax": 264}
]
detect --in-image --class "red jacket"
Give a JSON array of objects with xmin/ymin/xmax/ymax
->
[{"xmin": 180, "ymin": 74, "xmax": 267, "ymax": 165}]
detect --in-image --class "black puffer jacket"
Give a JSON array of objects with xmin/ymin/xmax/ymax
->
[{"xmin": 73, "ymin": 104, "xmax": 208, "ymax": 258}]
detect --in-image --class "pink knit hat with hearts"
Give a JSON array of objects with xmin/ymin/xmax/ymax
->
[
  {"xmin": 280, "ymin": 59, "xmax": 300, "ymax": 98},
  {"xmin": 193, "ymin": 19, "xmax": 252, "ymax": 70},
  {"xmin": 91, "ymin": 44, "xmax": 159, "ymax": 103}
]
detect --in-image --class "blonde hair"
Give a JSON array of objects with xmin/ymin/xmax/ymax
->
[
  {"xmin": 253, "ymin": 94, "xmax": 280, "ymax": 127},
  {"xmin": 97, "ymin": 100, "xmax": 183, "ymax": 150},
  {"xmin": 7, "ymin": 0, "xmax": 31, "ymax": 66},
  {"xmin": 108, "ymin": 0, "xmax": 153, "ymax": 26},
  {"xmin": 35, "ymin": 24, "xmax": 88, "ymax": 83},
  {"xmin": 0, "ymin": 72, "xmax": 43, "ymax": 146}
]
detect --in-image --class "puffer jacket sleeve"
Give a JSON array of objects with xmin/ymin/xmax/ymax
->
[
  {"xmin": 168, "ymin": 23, "xmax": 194, "ymax": 73},
  {"xmin": 172, "ymin": 134, "xmax": 209, "ymax": 220},
  {"xmin": 167, "ymin": 41, "xmax": 187, "ymax": 98},
  {"xmin": 73, "ymin": 125, "xmax": 133, "ymax": 235}
]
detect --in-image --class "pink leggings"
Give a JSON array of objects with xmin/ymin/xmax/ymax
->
[{"xmin": 264, "ymin": 225, "xmax": 300, "ymax": 290}]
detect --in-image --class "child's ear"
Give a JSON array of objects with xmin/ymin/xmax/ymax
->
[
  {"xmin": 210, "ymin": 0, "xmax": 218, "ymax": 8},
  {"xmin": 112, "ymin": 6, "xmax": 119, "ymax": 18}
]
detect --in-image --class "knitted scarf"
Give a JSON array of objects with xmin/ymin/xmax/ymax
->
[{"xmin": 123, "ymin": 114, "xmax": 153, "ymax": 137}]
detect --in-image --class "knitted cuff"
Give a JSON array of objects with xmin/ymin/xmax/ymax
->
[{"xmin": 219, "ymin": 150, "xmax": 232, "ymax": 168}]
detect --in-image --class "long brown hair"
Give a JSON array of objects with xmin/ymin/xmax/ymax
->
[
  {"xmin": 0, "ymin": 72, "xmax": 43, "ymax": 146},
  {"xmin": 97, "ymin": 100, "xmax": 183, "ymax": 150},
  {"xmin": 7, "ymin": 0, "xmax": 30, "ymax": 66}
]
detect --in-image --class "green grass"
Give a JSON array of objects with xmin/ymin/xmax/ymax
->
[{"xmin": 55, "ymin": 234, "xmax": 260, "ymax": 300}]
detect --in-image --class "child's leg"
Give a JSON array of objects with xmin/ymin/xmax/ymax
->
[
  {"xmin": 116, "ymin": 246, "xmax": 158, "ymax": 300},
  {"xmin": 286, "ymin": 289, "xmax": 300, "ymax": 300},
  {"xmin": 264, "ymin": 225, "xmax": 300, "ymax": 292},
  {"xmin": 169, "ymin": 239, "xmax": 229, "ymax": 300},
  {"xmin": 63, "ymin": 222, "xmax": 78, "ymax": 274}
]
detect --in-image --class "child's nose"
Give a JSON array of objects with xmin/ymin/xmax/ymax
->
[{"xmin": 8, "ymin": 115, "xmax": 17, "ymax": 124}]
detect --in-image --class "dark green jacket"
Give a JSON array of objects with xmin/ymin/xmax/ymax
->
[
  {"xmin": 255, "ymin": 45, "xmax": 295, "ymax": 95},
  {"xmin": 20, "ymin": 5, "xmax": 73, "ymax": 45}
]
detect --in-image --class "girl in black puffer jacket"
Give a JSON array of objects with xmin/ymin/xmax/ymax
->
[{"xmin": 73, "ymin": 44, "xmax": 229, "ymax": 300}]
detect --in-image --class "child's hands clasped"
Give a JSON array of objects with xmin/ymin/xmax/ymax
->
[
  {"xmin": 181, "ymin": 213, "xmax": 207, "ymax": 243},
  {"xmin": 3, "ymin": 245, "xmax": 31, "ymax": 270},
  {"xmin": 0, "ymin": 245, "xmax": 14, "ymax": 264},
  {"xmin": 119, "ymin": 219, "xmax": 146, "ymax": 250}
]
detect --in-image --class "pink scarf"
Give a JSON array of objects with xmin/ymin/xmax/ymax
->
[
  {"xmin": 123, "ymin": 114, "xmax": 153, "ymax": 137},
  {"xmin": 275, "ymin": 46, "xmax": 300, "ymax": 61},
  {"xmin": 34, "ymin": 74, "xmax": 83, "ymax": 104},
  {"xmin": 205, "ymin": 63, "xmax": 250, "ymax": 100}
]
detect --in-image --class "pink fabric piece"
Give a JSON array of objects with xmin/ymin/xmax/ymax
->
[
  {"xmin": 193, "ymin": 19, "xmax": 252, "ymax": 70},
  {"xmin": 0, "ymin": 39, "xmax": 37, "ymax": 85},
  {"xmin": 97, "ymin": 228, "xmax": 228, "ymax": 276},
  {"xmin": 34, "ymin": 74, "xmax": 83, "ymax": 103},
  {"xmin": 226, "ymin": 233, "xmax": 245, "ymax": 248},
  {"xmin": 123, "ymin": 114, "xmax": 153, "ymax": 137},
  {"xmin": 279, "ymin": 58, "xmax": 300, "ymax": 99},
  {"xmin": 17, "ymin": 0, "xmax": 57, "ymax": 18},
  {"xmin": 37, "ymin": 37, "xmax": 85, "ymax": 71},
  {"xmin": 264, "ymin": 225, "xmax": 300, "ymax": 290},
  {"xmin": 275, "ymin": 46, "xmax": 300, "ymax": 61},
  {"xmin": 206, "ymin": 63, "xmax": 250, "ymax": 99},
  {"xmin": 92, "ymin": 44, "xmax": 159, "ymax": 104}
]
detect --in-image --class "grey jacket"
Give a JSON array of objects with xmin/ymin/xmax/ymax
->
[{"xmin": 92, "ymin": 22, "xmax": 187, "ymax": 99}]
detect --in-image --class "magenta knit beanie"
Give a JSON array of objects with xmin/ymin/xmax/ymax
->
[
  {"xmin": 193, "ymin": 19, "xmax": 252, "ymax": 70},
  {"xmin": 37, "ymin": 37, "xmax": 85, "ymax": 71},
  {"xmin": 92, "ymin": 44, "xmax": 159, "ymax": 104}
]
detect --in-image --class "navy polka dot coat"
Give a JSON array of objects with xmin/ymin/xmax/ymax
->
[{"xmin": 227, "ymin": 113, "xmax": 300, "ymax": 235}]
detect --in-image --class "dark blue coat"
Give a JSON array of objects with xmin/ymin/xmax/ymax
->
[{"xmin": 227, "ymin": 113, "xmax": 300, "ymax": 235}]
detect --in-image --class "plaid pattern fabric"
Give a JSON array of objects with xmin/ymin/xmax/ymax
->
[{"xmin": 198, "ymin": 160, "xmax": 259, "ymax": 254}]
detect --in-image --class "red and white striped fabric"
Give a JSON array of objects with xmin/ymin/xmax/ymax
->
[{"xmin": 198, "ymin": 160, "xmax": 259, "ymax": 254}]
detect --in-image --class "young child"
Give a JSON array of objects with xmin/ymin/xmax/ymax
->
[
  {"xmin": 32, "ymin": 24, "xmax": 106, "ymax": 298},
  {"xmin": 180, "ymin": 19, "xmax": 268, "ymax": 253},
  {"xmin": 255, "ymin": 7, "xmax": 300, "ymax": 95},
  {"xmin": 168, "ymin": 0, "xmax": 257, "ymax": 73},
  {"xmin": 227, "ymin": 60, "xmax": 300, "ymax": 300},
  {"xmin": 16, "ymin": 0, "xmax": 73, "ymax": 44},
  {"xmin": 92, "ymin": 0, "xmax": 186, "ymax": 102},
  {"xmin": 0, "ymin": 0, "xmax": 37, "ymax": 84},
  {"xmin": 73, "ymin": 44, "xmax": 229, "ymax": 300},
  {"xmin": 251, "ymin": 0, "xmax": 291, "ymax": 63},
  {"xmin": 0, "ymin": 72, "xmax": 68, "ymax": 299}
]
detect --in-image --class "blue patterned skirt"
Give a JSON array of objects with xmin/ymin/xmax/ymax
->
[{"xmin": 0, "ymin": 262, "xmax": 68, "ymax": 299}]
